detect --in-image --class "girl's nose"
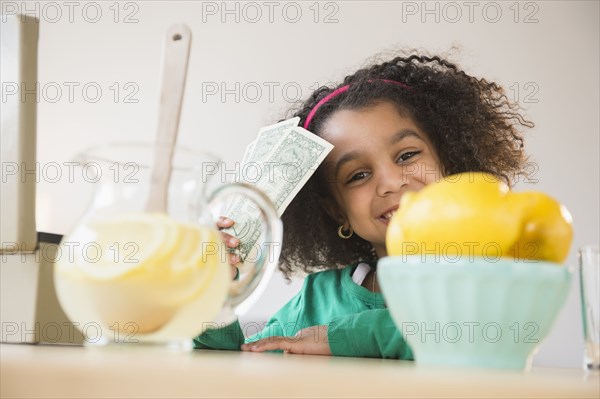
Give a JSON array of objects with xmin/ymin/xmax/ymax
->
[{"xmin": 375, "ymin": 166, "xmax": 408, "ymax": 197}]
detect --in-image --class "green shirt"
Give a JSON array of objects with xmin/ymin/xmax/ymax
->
[{"xmin": 193, "ymin": 264, "xmax": 413, "ymax": 359}]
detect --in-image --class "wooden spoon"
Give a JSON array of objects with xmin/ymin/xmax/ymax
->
[{"xmin": 146, "ymin": 24, "xmax": 192, "ymax": 213}]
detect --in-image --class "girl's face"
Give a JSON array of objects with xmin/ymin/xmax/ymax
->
[{"xmin": 320, "ymin": 101, "xmax": 443, "ymax": 258}]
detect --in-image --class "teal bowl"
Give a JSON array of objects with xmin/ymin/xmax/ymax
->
[{"xmin": 377, "ymin": 255, "xmax": 572, "ymax": 370}]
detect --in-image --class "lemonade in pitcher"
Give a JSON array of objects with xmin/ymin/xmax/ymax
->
[{"xmin": 54, "ymin": 143, "xmax": 281, "ymax": 347}]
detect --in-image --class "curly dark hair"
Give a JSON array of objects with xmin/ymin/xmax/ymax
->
[{"xmin": 278, "ymin": 51, "xmax": 533, "ymax": 278}]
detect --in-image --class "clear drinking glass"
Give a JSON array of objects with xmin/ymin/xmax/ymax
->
[
  {"xmin": 53, "ymin": 142, "xmax": 282, "ymax": 349},
  {"xmin": 579, "ymin": 245, "xmax": 600, "ymax": 370}
]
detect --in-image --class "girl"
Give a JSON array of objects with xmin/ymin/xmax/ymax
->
[{"xmin": 194, "ymin": 52, "xmax": 533, "ymax": 357}]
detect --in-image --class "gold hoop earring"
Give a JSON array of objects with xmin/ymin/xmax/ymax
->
[{"xmin": 338, "ymin": 225, "xmax": 353, "ymax": 239}]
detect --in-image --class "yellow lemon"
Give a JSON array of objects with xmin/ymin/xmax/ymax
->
[
  {"xmin": 386, "ymin": 172, "xmax": 573, "ymax": 263},
  {"xmin": 506, "ymin": 192, "xmax": 573, "ymax": 263},
  {"xmin": 387, "ymin": 173, "xmax": 521, "ymax": 260}
]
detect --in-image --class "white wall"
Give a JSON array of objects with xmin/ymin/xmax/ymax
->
[{"xmin": 3, "ymin": 0, "xmax": 598, "ymax": 367}]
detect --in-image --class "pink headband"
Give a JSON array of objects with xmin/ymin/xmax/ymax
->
[{"xmin": 303, "ymin": 79, "xmax": 412, "ymax": 130}]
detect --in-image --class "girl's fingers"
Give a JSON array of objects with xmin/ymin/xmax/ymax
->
[
  {"xmin": 216, "ymin": 216, "xmax": 240, "ymax": 266},
  {"xmin": 220, "ymin": 233, "xmax": 239, "ymax": 248},
  {"xmin": 226, "ymin": 235, "xmax": 239, "ymax": 248},
  {"xmin": 227, "ymin": 253, "xmax": 240, "ymax": 266},
  {"xmin": 217, "ymin": 218, "xmax": 239, "ymax": 248},
  {"xmin": 216, "ymin": 216, "xmax": 234, "ymax": 228},
  {"xmin": 241, "ymin": 338, "xmax": 290, "ymax": 352}
]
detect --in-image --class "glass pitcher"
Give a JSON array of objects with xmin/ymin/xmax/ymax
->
[{"xmin": 53, "ymin": 142, "xmax": 282, "ymax": 348}]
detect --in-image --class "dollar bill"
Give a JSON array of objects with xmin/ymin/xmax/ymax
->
[
  {"xmin": 223, "ymin": 123, "xmax": 333, "ymax": 261},
  {"xmin": 223, "ymin": 117, "xmax": 299, "ymax": 217},
  {"xmin": 241, "ymin": 139, "xmax": 256, "ymax": 166},
  {"xmin": 246, "ymin": 116, "xmax": 300, "ymax": 164}
]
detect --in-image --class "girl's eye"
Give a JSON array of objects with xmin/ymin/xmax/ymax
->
[
  {"xmin": 346, "ymin": 171, "xmax": 369, "ymax": 184},
  {"xmin": 398, "ymin": 151, "xmax": 420, "ymax": 163}
]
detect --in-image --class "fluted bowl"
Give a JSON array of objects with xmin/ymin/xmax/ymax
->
[{"xmin": 377, "ymin": 255, "xmax": 572, "ymax": 370}]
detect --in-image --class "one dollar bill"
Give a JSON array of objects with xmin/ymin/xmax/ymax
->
[{"xmin": 223, "ymin": 120, "xmax": 333, "ymax": 261}]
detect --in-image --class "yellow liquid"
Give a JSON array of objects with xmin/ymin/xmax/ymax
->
[{"xmin": 54, "ymin": 213, "xmax": 230, "ymax": 343}]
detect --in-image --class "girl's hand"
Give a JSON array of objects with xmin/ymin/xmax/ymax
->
[
  {"xmin": 216, "ymin": 216, "xmax": 241, "ymax": 279},
  {"xmin": 240, "ymin": 325, "xmax": 332, "ymax": 355}
]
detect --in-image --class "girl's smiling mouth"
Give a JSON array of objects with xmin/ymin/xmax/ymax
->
[{"xmin": 378, "ymin": 206, "xmax": 399, "ymax": 225}]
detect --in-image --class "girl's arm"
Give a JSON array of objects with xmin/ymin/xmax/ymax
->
[
  {"xmin": 193, "ymin": 320, "xmax": 245, "ymax": 350},
  {"xmin": 243, "ymin": 309, "xmax": 414, "ymax": 359},
  {"xmin": 328, "ymin": 309, "xmax": 413, "ymax": 359}
]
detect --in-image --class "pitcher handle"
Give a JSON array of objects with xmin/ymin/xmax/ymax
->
[{"xmin": 206, "ymin": 182, "xmax": 283, "ymax": 325}]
